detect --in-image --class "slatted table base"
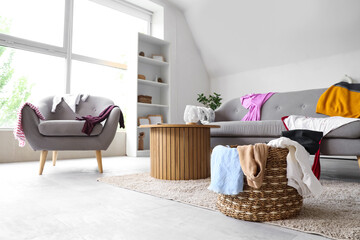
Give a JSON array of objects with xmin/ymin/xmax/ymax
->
[{"xmin": 149, "ymin": 126, "xmax": 215, "ymax": 180}]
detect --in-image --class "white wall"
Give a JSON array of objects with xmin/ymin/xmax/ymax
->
[
  {"xmin": 132, "ymin": 0, "xmax": 210, "ymax": 122},
  {"xmin": 177, "ymin": 0, "xmax": 360, "ymax": 79},
  {"xmin": 165, "ymin": 0, "xmax": 360, "ymax": 102},
  {"xmin": 211, "ymin": 50, "xmax": 360, "ymax": 102},
  {"xmin": 160, "ymin": 0, "xmax": 210, "ymax": 122}
]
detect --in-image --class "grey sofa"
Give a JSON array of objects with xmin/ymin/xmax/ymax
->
[
  {"xmin": 211, "ymin": 88, "xmax": 360, "ymax": 161},
  {"xmin": 22, "ymin": 96, "xmax": 121, "ymax": 175}
]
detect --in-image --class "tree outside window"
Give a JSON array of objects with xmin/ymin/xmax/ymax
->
[{"xmin": 0, "ymin": 17, "xmax": 32, "ymax": 128}]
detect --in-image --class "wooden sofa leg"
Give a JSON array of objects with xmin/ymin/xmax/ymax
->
[
  {"xmin": 52, "ymin": 151, "xmax": 58, "ymax": 166},
  {"xmin": 95, "ymin": 150, "xmax": 103, "ymax": 173},
  {"xmin": 39, "ymin": 150, "xmax": 48, "ymax": 175},
  {"xmin": 357, "ymin": 156, "xmax": 360, "ymax": 168}
]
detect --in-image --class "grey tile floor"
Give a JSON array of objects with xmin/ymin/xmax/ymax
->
[{"xmin": 0, "ymin": 156, "xmax": 359, "ymax": 240}]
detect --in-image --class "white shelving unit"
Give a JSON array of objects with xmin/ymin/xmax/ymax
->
[
  {"xmin": 137, "ymin": 102, "xmax": 169, "ymax": 108},
  {"xmin": 126, "ymin": 33, "xmax": 170, "ymax": 157},
  {"xmin": 138, "ymin": 56, "xmax": 169, "ymax": 66},
  {"xmin": 138, "ymin": 79, "xmax": 168, "ymax": 87}
]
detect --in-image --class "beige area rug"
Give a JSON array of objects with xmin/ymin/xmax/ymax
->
[{"xmin": 98, "ymin": 173, "xmax": 360, "ymax": 240}]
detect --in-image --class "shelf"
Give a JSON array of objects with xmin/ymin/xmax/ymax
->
[
  {"xmin": 138, "ymin": 79, "xmax": 168, "ymax": 87},
  {"xmin": 138, "ymin": 103, "xmax": 169, "ymax": 108},
  {"xmin": 127, "ymin": 32, "xmax": 170, "ymax": 158},
  {"xmin": 137, "ymin": 149, "xmax": 150, "ymax": 157},
  {"xmin": 139, "ymin": 33, "xmax": 169, "ymax": 46},
  {"xmin": 138, "ymin": 56, "xmax": 169, "ymax": 67}
]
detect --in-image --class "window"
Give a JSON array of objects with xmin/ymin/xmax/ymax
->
[
  {"xmin": 0, "ymin": 47, "xmax": 65, "ymax": 127},
  {"xmin": 0, "ymin": 0, "xmax": 152, "ymax": 128},
  {"xmin": 73, "ymin": 0, "xmax": 149, "ymax": 63},
  {"xmin": 0, "ymin": 0, "xmax": 65, "ymax": 46},
  {"xmin": 71, "ymin": 60, "xmax": 126, "ymax": 101}
]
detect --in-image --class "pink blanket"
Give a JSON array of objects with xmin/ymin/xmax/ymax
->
[
  {"xmin": 241, "ymin": 92, "xmax": 275, "ymax": 121},
  {"xmin": 14, "ymin": 103, "xmax": 45, "ymax": 147}
]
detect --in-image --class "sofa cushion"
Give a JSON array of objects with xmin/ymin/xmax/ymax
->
[
  {"xmin": 325, "ymin": 121, "xmax": 360, "ymax": 138},
  {"xmin": 211, "ymin": 119, "xmax": 360, "ymax": 139},
  {"xmin": 210, "ymin": 120, "xmax": 286, "ymax": 137},
  {"xmin": 38, "ymin": 120, "xmax": 103, "ymax": 136}
]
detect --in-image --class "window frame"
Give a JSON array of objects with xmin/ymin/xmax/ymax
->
[{"xmin": 0, "ymin": 0, "xmax": 152, "ymax": 94}]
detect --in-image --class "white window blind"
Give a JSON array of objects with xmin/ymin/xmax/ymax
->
[{"xmin": 90, "ymin": 0, "xmax": 153, "ymax": 23}]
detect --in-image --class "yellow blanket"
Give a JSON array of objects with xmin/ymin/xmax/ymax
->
[{"xmin": 316, "ymin": 82, "xmax": 360, "ymax": 118}]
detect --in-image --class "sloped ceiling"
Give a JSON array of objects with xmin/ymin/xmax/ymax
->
[{"xmin": 165, "ymin": 0, "xmax": 360, "ymax": 79}]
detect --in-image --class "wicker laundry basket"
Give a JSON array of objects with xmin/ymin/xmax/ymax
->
[{"xmin": 217, "ymin": 147, "xmax": 303, "ymax": 222}]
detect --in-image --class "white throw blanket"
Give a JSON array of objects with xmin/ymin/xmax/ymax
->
[
  {"xmin": 283, "ymin": 115, "xmax": 360, "ymax": 180},
  {"xmin": 52, "ymin": 94, "xmax": 89, "ymax": 113},
  {"xmin": 283, "ymin": 115, "xmax": 359, "ymax": 135},
  {"xmin": 267, "ymin": 137, "xmax": 322, "ymax": 197}
]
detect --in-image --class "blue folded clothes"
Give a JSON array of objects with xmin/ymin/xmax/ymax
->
[{"xmin": 208, "ymin": 145, "xmax": 244, "ymax": 195}]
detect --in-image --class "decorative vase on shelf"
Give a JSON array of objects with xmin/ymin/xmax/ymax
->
[
  {"xmin": 184, "ymin": 105, "xmax": 199, "ymax": 125},
  {"xmin": 138, "ymin": 132, "xmax": 145, "ymax": 150}
]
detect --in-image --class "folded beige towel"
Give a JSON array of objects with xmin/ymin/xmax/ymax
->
[{"xmin": 237, "ymin": 143, "xmax": 269, "ymax": 189}]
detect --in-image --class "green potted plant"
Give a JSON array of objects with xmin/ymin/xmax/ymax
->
[{"xmin": 197, "ymin": 92, "xmax": 222, "ymax": 110}]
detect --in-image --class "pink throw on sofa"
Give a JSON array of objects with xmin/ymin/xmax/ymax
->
[{"xmin": 240, "ymin": 92, "xmax": 275, "ymax": 121}]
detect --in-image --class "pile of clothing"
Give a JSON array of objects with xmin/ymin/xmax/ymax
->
[{"xmin": 208, "ymin": 138, "xmax": 323, "ymax": 197}]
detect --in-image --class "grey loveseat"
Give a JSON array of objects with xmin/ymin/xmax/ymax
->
[{"xmin": 211, "ymin": 88, "xmax": 360, "ymax": 159}]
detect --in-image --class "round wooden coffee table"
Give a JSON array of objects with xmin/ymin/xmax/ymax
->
[{"xmin": 140, "ymin": 124, "xmax": 220, "ymax": 180}]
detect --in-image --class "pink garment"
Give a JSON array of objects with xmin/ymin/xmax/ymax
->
[
  {"xmin": 240, "ymin": 92, "xmax": 275, "ymax": 121},
  {"xmin": 14, "ymin": 103, "xmax": 45, "ymax": 147}
]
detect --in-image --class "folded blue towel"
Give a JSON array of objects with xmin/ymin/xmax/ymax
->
[{"xmin": 208, "ymin": 145, "xmax": 244, "ymax": 195}]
